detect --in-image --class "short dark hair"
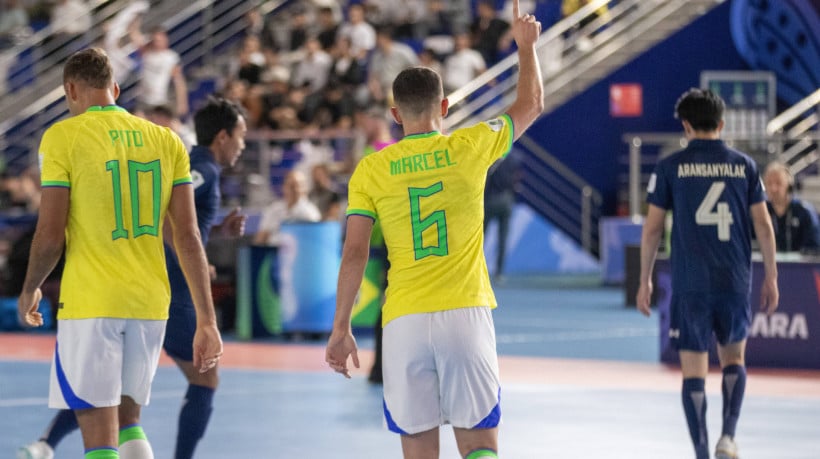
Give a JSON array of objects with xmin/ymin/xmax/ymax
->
[
  {"xmin": 674, "ymin": 88, "xmax": 725, "ymax": 132},
  {"xmin": 63, "ymin": 48, "xmax": 114, "ymax": 89},
  {"xmin": 146, "ymin": 104, "xmax": 175, "ymax": 119},
  {"xmin": 194, "ymin": 97, "xmax": 244, "ymax": 147},
  {"xmin": 392, "ymin": 67, "xmax": 442, "ymax": 118}
]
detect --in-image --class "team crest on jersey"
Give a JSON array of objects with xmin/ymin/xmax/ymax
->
[
  {"xmin": 484, "ymin": 118, "xmax": 504, "ymax": 132},
  {"xmin": 191, "ymin": 170, "xmax": 205, "ymax": 189},
  {"xmin": 647, "ymin": 173, "xmax": 657, "ymax": 193}
]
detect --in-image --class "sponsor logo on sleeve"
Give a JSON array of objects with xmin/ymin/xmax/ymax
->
[
  {"xmin": 647, "ymin": 173, "xmax": 657, "ymax": 193},
  {"xmin": 191, "ymin": 170, "xmax": 205, "ymax": 189},
  {"xmin": 485, "ymin": 118, "xmax": 504, "ymax": 132}
]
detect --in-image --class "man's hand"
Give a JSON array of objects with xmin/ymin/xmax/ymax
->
[
  {"xmin": 511, "ymin": 0, "xmax": 542, "ymax": 48},
  {"xmin": 326, "ymin": 330, "xmax": 360, "ymax": 379},
  {"xmin": 636, "ymin": 281, "xmax": 653, "ymax": 317},
  {"xmin": 193, "ymin": 323, "xmax": 223, "ymax": 373},
  {"xmin": 219, "ymin": 207, "xmax": 247, "ymax": 238},
  {"xmin": 759, "ymin": 276, "xmax": 779, "ymax": 315},
  {"xmin": 17, "ymin": 288, "xmax": 44, "ymax": 327}
]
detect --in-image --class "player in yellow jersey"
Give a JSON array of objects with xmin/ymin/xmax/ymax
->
[
  {"xmin": 326, "ymin": 1, "xmax": 543, "ymax": 457},
  {"xmin": 17, "ymin": 48, "xmax": 222, "ymax": 459}
]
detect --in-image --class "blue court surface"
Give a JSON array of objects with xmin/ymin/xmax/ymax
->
[{"xmin": 2, "ymin": 279, "xmax": 819, "ymax": 458}]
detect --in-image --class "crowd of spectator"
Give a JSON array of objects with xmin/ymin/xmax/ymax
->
[{"xmin": 216, "ymin": 0, "xmax": 542, "ymax": 133}]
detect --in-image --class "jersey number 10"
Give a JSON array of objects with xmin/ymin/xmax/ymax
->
[
  {"xmin": 695, "ymin": 181, "xmax": 734, "ymax": 241},
  {"xmin": 106, "ymin": 159, "xmax": 161, "ymax": 240}
]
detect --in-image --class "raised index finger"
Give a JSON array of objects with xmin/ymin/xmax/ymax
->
[{"xmin": 513, "ymin": 0, "xmax": 519, "ymax": 19}]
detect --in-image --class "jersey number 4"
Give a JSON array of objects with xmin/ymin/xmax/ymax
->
[
  {"xmin": 695, "ymin": 181, "xmax": 733, "ymax": 241},
  {"xmin": 106, "ymin": 159, "xmax": 161, "ymax": 240}
]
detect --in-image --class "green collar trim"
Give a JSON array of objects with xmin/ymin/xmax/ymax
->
[
  {"xmin": 404, "ymin": 131, "xmax": 440, "ymax": 140},
  {"xmin": 86, "ymin": 105, "xmax": 127, "ymax": 113}
]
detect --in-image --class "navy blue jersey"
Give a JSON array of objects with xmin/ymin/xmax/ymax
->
[
  {"xmin": 166, "ymin": 145, "xmax": 222, "ymax": 306},
  {"xmin": 647, "ymin": 139, "xmax": 765, "ymax": 295}
]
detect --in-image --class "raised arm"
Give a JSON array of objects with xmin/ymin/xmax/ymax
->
[{"xmin": 505, "ymin": 0, "xmax": 544, "ymax": 141}]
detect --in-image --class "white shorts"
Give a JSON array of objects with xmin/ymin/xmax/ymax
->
[
  {"xmin": 49, "ymin": 318, "xmax": 166, "ymax": 409},
  {"xmin": 382, "ymin": 307, "xmax": 501, "ymax": 435}
]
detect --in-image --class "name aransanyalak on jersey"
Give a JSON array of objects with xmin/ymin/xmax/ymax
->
[{"xmin": 677, "ymin": 163, "xmax": 746, "ymax": 178}]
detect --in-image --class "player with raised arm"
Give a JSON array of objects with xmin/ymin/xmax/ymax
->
[
  {"xmin": 17, "ymin": 48, "xmax": 222, "ymax": 459},
  {"xmin": 325, "ymin": 1, "xmax": 543, "ymax": 457},
  {"xmin": 636, "ymin": 88, "xmax": 778, "ymax": 459}
]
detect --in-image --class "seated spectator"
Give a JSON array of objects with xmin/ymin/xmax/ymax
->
[
  {"xmin": 471, "ymin": 0, "xmax": 510, "ymax": 65},
  {"xmin": 230, "ymin": 34, "xmax": 267, "ymax": 85},
  {"xmin": 337, "ymin": 3, "xmax": 376, "ymax": 62},
  {"xmin": 142, "ymin": 104, "xmax": 196, "ymax": 150},
  {"xmin": 443, "ymin": 32, "xmax": 486, "ymax": 95},
  {"xmin": 309, "ymin": 163, "xmax": 342, "ymax": 221},
  {"xmin": 367, "ymin": 25, "xmax": 418, "ymax": 104},
  {"xmin": 364, "ymin": 0, "xmax": 427, "ymax": 40},
  {"xmin": 417, "ymin": 0, "xmax": 471, "ymax": 38},
  {"xmin": 136, "ymin": 26, "xmax": 189, "ymax": 117},
  {"xmin": 763, "ymin": 161, "xmax": 820, "ymax": 253},
  {"xmin": 49, "ymin": 0, "xmax": 91, "ymax": 47},
  {"xmin": 418, "ymin": 48, "xmax": 443, "ymax": 77},
  {"xmin": 315, "ymin": 6, "xmax": 339, "ymax": 51},
  {"xmin": 291, "ymin": 36, "xmax": 332, "ymax": 95},
  {"xmin": 254, "ymin": 170, "xmax": 321, "ymax": 246}
]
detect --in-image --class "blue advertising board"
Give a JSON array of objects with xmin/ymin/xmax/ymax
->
[{"xmin": 656, "ymin": 257, "xmax": 820, "ymax": 369}]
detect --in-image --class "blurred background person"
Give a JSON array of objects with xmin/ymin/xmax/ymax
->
[
  {"xmin": 254, "ymin": 170, "xmax": 321, "ymax": 246},
  {"xmin": 136, "ymin": 26, "xmax": 189, "ymax": 117},
  {"xmin": 763, "ymin": 161, "xmax": 820, "ymax": 253},
  {"xmin": 484, "ymin": 151, "xmax": 521, "ymax": 281},
  {"xmin": 443, "ymin": 32, "xmax": 486, "ymax": 95}
]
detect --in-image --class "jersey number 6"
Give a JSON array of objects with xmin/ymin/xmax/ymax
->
[{"xmin": 409, "ymin": 182, "xmax": 449, "ymax": 260}]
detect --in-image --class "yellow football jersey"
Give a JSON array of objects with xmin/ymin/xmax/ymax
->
[
  {"xmin": 347, "ymin": 114, "xmax": 514, "ymax": 325},
  {"xmin": 39, "ymin": 105, "xmax": 191, "ymax": 320}
]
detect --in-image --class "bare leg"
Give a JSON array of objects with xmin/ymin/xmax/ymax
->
[
  {"xmin": 454, "ymin": 427, "xmax": 498, "ymax": 458},
  {"xmin": 717, "ymin": 340, "xmax": 745, "ymax": 369},
  {"xmin": 401, "ymin": 427, "xmax": 440, "ymax": 459},
  {"xmin": 174, "ymin": 357, "xmax": 219, "ymax": 389},
  {"xmin": 118, "ymin": 396, "xmax": 142, "ymax": 428},
  {"xmin": 75, "ymin": 406, "xmax": 118, "ymax": 451}
]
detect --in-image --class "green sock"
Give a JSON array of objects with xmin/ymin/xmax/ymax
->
[
  {"xmin": 466, "ymin": 449, "xmax": 498, "ymax": 459},
  {"xmin": 119, "ymin": 425, "xmax": 148, "ymax": 445},
  {"xmin": 85, "ymin": 448, "xmax": 119, "ymax": 458}
]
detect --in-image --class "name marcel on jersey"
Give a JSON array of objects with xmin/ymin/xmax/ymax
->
[{"xmin": 677, "ymin": 162, "xmax": 745, "ymax": 178}]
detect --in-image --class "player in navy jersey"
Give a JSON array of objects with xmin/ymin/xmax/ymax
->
[
  {"xmin": 636, "ymin": 88, "xmax": 778, "ymax": 459},
  {"xmin": 19, "ymin": 97, "xmax": 247, "ymax": 459}
]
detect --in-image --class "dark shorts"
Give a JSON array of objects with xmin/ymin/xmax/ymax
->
[
  {"xmin": 163, "ymin": 302, "xmax": 196, "ymax": 362},
  {"xmin": 670, "ymin": 292, "xmax": 751, "ymax": 352}
]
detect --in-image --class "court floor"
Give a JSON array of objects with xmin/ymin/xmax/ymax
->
[{"xmin": 2, "ymin": 281, "xmax": 819, "ymax": 458}]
